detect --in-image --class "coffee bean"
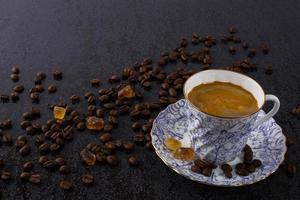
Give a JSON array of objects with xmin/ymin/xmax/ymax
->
[
  {"xmin": 252, "ymin": 159, "xmax": 262, "ymax": 168},
  {"xmin": 39, "ymin": 143, "xmax": 50, "ymax": 153},
  {"xmin": 191, "ymin": 164, "xmax": 202, "ymax": 173},
  {"xmin": 50, "ymin": 143, "xmax": 61, "ymax": 152},
  {"xmin": 229, "ymin": 27, "xmax": 237, "ymax": 34},
  {"xmin": 59, "ymin": 165, "xmax": 70, "ymax": 174},
  {"xmin": 20, "ymin": 121, "xmax": 31, "ymax": 129},
  {"xmin": 76, "ymin": 122, "xmax": 85, "ymax": 131},
  {"xmin": 30, "ymin": 92, "xmax": 39, "ymax": 103},
  {"xmin": 10, "ymin": 73, "xmax": 19, "ymax": 82},
  {"xmin": 123, "ymin": 141, "xmax": 134, "ymax": 151},
  {"xmin": 122, "ymin": 67, "xmax": 132, "ymax": 78},
  {"xmin": 1, "ymin": 171, "xmax": 12, "ymax": 181},
  {"xmin": 229, "ymin": 46, "xmax": 236, "ymax": 54},
  {"xmin": 236, "ymin": 163, "xmax": 246, "ymax": 170},
  {"xmin": 10, "ymin": 91, "xmax": 19, "ymax": 102},
  {"xmin": 100, "ymin": 133, "xmax": 112, "ymax": 142},
  {"xmin": 19, "ymin": 145, "xmax": 31, "ymax": 156},
  {"xmin": 109, "ymin": 75, "xmax": 120, "ymax": 83},
  {"xmin": 23, "ymin": 112, "xmax": 33, "ymax": 120},
  {"xmin": 38, "ymin": 156, "xmax": 48, "ymax": 165},
  {"xmin": 20, "ymin": 172, "xmax": 30, "ymax": 180},
  {"xmin": 261, "ymin": 43, "xmax": 269, "ymax": 54},
  {"xmin": 80, "ymin": 148, "xmax": 96, "ymax": 166},
  {"xmin": 221, "ymin": 164, "xmax": 232, "ymax": 172},
  {"xmin": 12, "ymin": 66, "xmax": 20, "ymax": 74},
  {"xmin": 246, "ymin": 164, "xmax": 256, "ymax": 173},
  {"xmin": 48, "ymin": 84, "xmax": 57, "ymax": 93},
  {"xmin": 26, "ymin": 126, "xmax": 36, "ymax": 135},
  {"xmin": 224, "ymin": 171, "xmax": 232, "ymax": 178},
  {"xmin": 106, "ymin": 155, "xmax": 119, "ymax": 166},
  {"xmin": 36, "ymin": 72, "xmax": 46, "ymax": 81},
  {"xmin": 142, "ymin": 81, "xmax": 151, "ymax": 89},
  {"xmin": 2, "ymin": 134, "xmax": 13, "ymax": 145},
  {"xmin": 242, "ymin": 42, "xmax": 248, "ymax": 49},
  {"xmin": 104, "ymin": 141, "xmax": 117, "ymax": 151},
  {"xmin": 82, "ymin": 174, "xmax": 94, "ymax": 185},
  {"xmin": 43, "ymin": 160, "xmax": 57, "ymax": 168},
  {"xmin": 90, "ymin": 78, "xmax": 101, "ymax": 87},
  {"xmin": 13, "ymin": 85, "xmax": 24, "ymax": 94},
  {"xmin": 202, "ymin": 167, "xmax": 212, "ymax": 177},
  {"xmin": 29, "ymin": 174, "xmax": 41, "ymax": 184},
  {"xmin": 35, "ymin": 84, "xmax": 44, "ymax": 93},
  {"xmin": 236, "ymin": 168, "xmax": 249, "ymax": 176},
  {"xmin": 53, "ymin": 70, "xmax": 63, "ymax": 80},
  {"xmin": 23, "ymin": 161, "xmax": 34, "ymax": 171},
  {"xmin": 60, "ymin": 180, "xmax": 73, "ymax": 190},
  {"xmin": 133, "ymin": 133, "xmax": 145, "ymax": 144},
  {"xmin": 244, "ymin": 151, "xmax": 253, "ymax": 163},
  {"xmin": 103, "ymin": 124, "xmax": 113, "ymax": 132},
  {"xmin": 131, "ymin": 122, "xmax": 142, "ymax": 131},
  {"xmin": 265, "ymin": 64, "xmax": 273, "ymax": 75},
  {"xmin": 168, "ymin": 88, "xmax": 177, "ymax": 97},
  {"xmin": 180, "ymin": 38, "xmax": 188, "ymax": 47},
  {"xmin": 248, "ymin": 48, "xmax": 256, "ymax": 58},
  {"xmin": 31, "ymin": 107, "xmax": 40, "ymax": 118},
  {"xmin": 114, "ymin": 140, "xmax": 123, "ymax": 149},
  {"xmin": 194, "ymin": 159, "xmax": 216, "ymax": 169},
  {"xmin": 128, "ymin": 156, "xmax": 139, "ymax": 166},
  {"xmin": 16, "ymin": 136, "xmax": 27, "ymax": 148},
  {"xmin": 96, "ymin": 152, "xmax": 106, "ymax": 163},
  {"xmin": 145, "ymin": 142, "xmax": 154, "ymax": 150}
]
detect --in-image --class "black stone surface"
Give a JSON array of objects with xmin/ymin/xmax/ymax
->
[{"xmin": 0, "ymin": 0, "xmax": 299, "ymax": 199}]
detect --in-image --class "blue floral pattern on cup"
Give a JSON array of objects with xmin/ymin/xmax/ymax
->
[{"xmin": 151, "ymin": 99, "xmax": 286, "ymax": 186}]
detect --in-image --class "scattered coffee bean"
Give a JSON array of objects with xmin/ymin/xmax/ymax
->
[
  {"xmin": 128, "ymin": 156, "xmax": 139, "ymax": 166},
  {"xmin": 90, "ymin": 79, "xmax": 101, "ymax": 86},
  {"xmin": 236, "ymin": 168, "xmax": 249, "ymax": 176},
  {"xmin": 10, "ymin": 73, "xmax": 19, "ymax": 82},
  {"xmin": 252, "ymin": 159, "xmax": 262, "ymax": 168},
  {"xmin": 229, "ymin": 46, "xmax": 236, "ymax": 54},
  {"xmin": 59, "ymin": 165, "xmax": 70, "ymax": 174},
  {"xmin": 1, "ymin": 171, "xmax": 12, "ymax": 181},
  {"xmin": 19, "ymin": 145, "xmax": 31, "ymax": 156},
  {"xmin": 261, "ymin": 43, "xmax": 269, "ymax": 54},
  {"xmin": 43, "ymin": 160, "xmax": 57, "ymax": 169},
  {"xmin": 202, "ymin": 167, "xmax": 212, "ymax": 177},
  {"xmin": 48, "ymin": 84, "xmax": 57, "ymax": 93},
  {"xmin": 191, "ymin": 164, "xmax": 202, "ymax": 173},
  {"xmin": 23, "ymin": 161, "xmax": 34, "ymax": 171},
  {"xmin": 265, "ymin": 64, "xmax": 273, "ymax": 75},
  {"xmin": 82, "ymin": 174, "xmax": 94, "ymax": 185},
  {"xmin": 12, "ymin": 66, "xmax": 20, "ymax": 74},
  {"xmin": 20, "ymin": 172, "xmax": 30, "ymax": 180},
  {"xmin": 29, "ymin": 174, "xmax": 41, "ymax": 184},
  {"xmin": 13, "ymin": 85, "xmax": 24, "ymax": 93},
  {"xmin": 70, "ymin": 95, "xmax": 80, "ymax": 104},
  {"xmin": 100, "ymin": 133, "xmax": 112, "ymax": 142},
  {"xmin": 60, "ymin": 180, "xmax": 73, "ymax": 190},
  {"xmin": 53, "ymin": 70, "xmax": 63, "ymax": 80},
  {"xmin": 106, "ymin": 155, "xmax": 119, "ymax": 166},
  {"xmin": 248, "ymin": 48, "xmax": 257, "ymax": 58}
]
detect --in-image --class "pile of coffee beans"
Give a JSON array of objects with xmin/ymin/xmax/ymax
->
[{"xmin": 0, "ymin": 27, "xmax": 296, "ymax": 191}]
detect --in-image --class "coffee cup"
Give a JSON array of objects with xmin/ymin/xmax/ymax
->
[{"xmin": 183, "ymin": 69, "xmax": 280, "ymax": 164}]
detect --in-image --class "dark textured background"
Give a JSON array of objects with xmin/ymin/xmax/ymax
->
[{"xmin": 0, "ymin": 0, "xmax": 299, "ymax": 199}]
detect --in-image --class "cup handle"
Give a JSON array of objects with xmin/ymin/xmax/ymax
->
[{"xmin": 253, "ymin": 94, "xmax": 280, "ymax": 128}]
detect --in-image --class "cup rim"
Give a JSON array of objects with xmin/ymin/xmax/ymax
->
[{"xmin": 183, "ymin": 69, "xmax": 266, "ymax": 119}]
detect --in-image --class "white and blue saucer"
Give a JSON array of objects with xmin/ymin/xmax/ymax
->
[{"xmin": 151, "ymin": 99, "xmax": 287, "ymax": 187}]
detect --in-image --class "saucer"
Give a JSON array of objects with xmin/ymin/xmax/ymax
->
[{"xmin": 151, "ymin": 99, "xmax": 286, "ymax": 187}]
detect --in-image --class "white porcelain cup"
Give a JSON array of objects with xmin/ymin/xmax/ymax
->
[{"xmin": 183, "ymin": 69, "xmax": 280, "ymax": 164}]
